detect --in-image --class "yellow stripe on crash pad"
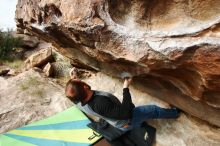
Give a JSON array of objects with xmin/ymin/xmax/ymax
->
[{"xmin": 8, "ymin": 129, "xmax": 98, "ymax": 144}]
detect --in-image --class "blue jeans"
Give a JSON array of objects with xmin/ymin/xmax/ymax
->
[{"xmin": 120, "ymin": 105, "xmax": 179, "ymax": 131}]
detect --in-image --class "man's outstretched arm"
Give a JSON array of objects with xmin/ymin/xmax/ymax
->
[
  {"xmin": 122, "ymin": 77, "xmax": 135, "ymax": 111},
  {"xmin": 92, "ymin": 77, "xmax": 135, "ymax": 120}
]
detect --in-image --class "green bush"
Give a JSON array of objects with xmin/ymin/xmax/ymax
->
[{"xmin": 0, "ymin": 29, "xmax": 23, "ymax": 60}]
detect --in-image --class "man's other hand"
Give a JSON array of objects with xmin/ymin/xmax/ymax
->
[{"xmin": 69, "ymin": 67, "xmax": 79, "ymax": 79}]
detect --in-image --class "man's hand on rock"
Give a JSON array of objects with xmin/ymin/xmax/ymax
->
[{"xmin": 123, "ymin": 77, "xmax": 132, "ymax": 88}]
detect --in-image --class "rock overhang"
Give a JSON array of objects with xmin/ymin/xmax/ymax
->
[{"xmin": 15, "ymin": 0, "xmax": 220, "ymax": 127}]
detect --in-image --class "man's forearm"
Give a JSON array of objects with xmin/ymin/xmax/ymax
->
[{"xmin": 122, "ymin": 87, "xmax": 134, "ymax": 109}]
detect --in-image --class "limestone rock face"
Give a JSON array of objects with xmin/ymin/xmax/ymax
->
[
  {"xmin": 0, "ymin": 69, "xmax": 73, "ymax": 134},
  {"xmin": 16, "ymin": 0, "xmax": 220, "ymax": 126}
]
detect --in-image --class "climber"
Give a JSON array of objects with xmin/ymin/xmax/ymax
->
[{"xmin": 65, "ymin": 67, "xmax": 180, "ymax": 131}]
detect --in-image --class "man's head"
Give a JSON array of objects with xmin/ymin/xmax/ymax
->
[{"xmin": 65, "ymin": 79, "xmax": 93, "ymax": 104}]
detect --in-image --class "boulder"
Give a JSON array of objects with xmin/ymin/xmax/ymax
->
[
  {"xmin": 51, "ymin": 62, "xmax": 69, "ymax": 77},
  {"xmin": 0, "ymin": 69, "xmax": 72, "ymax": 134},
  {"xmin": 24, "ymin": 48, "xmax": 54, "ymax": 69},
  {"xmin": 43, "ymin": 62, "xmax": 53, "ymax": 77},
  {"xmin": 15, "ymin": 0, "xmax": 220, "ymax": 127}
]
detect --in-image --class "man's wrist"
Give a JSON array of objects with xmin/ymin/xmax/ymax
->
[
  {"xmin": 123, "ymin": 84, "xmax": 129, "ymax": 88},
  {"xmin": 123, "ymin": 87, "xmax": 130, "ymax": 93}
]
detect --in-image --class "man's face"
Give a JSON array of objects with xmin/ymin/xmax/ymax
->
[
  {"xmin": 65, "ymin": 85, "xmax": 82, "ymax": 104},
  {"xmin": 65, "ymin": 82, "xmax": 90, "ymax": 104},
  {"xmin": 66, "ymin": 85, "xmax": 76, "ymax": 100}
]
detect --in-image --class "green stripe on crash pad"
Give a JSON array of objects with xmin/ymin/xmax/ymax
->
[
  {"xmin": 25, "ymin": 106, "xmax": 87, "ymax": 127},
  {"xmin": 0, "ymin": 135, "xmax": 35, "ymax": 146},
  {"xmin": 0, "ymin": 106, "xmax": 102, "ymax": 146},
  {"xmin": 4, "ymin": 133, "xmax": 89, "ymax": 146}
]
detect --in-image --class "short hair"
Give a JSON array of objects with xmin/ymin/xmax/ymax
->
[{"xmin": 65, "ymin": 79, "xmax": 88, "ymax": 103}]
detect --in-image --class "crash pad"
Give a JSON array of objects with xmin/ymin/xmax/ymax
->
[{"xmin": 0, "ymin": 106, "xmax": 101, "ymax": 146}]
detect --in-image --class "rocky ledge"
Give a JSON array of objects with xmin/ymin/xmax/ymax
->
[{"xmin": 15, "ymin": 0, "xmax": 220, "ymax": 127}]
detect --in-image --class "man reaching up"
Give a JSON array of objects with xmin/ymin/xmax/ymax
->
[{"xmin": 65, "ymin": 67, "xmax": 180, "ymax": 131}]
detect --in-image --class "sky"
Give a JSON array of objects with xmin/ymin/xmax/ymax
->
[{"xmin": 0, "ymin": 0, "xmax": 18, "ymax": 31}]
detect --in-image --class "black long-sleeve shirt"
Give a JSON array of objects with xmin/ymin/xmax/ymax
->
[{"xmin": 87, "ymin": 88, "xmax": 135, "ymax": 120}]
